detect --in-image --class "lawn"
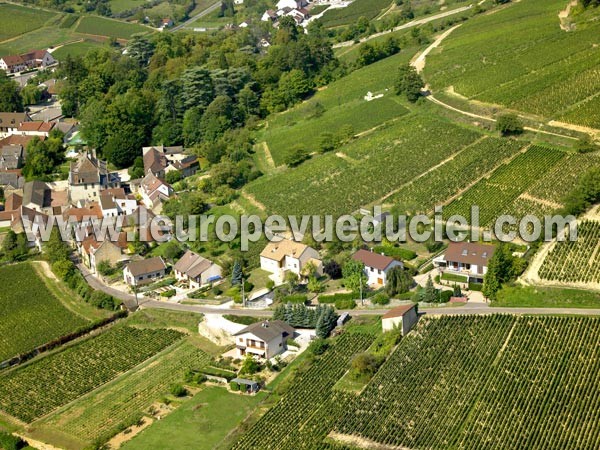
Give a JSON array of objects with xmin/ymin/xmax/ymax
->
[
  {"xmin": 491, "ymin": 285, "xmax": 600, "ymax": 309},
  {"xmin": 51, "ymin": 40, "xmax": 105, "ymax": 59},
  {"xmin": 0, "ymin": 4, "xmax": 57, "ymax": 41},
  {"xmin": 121, "ymin": 386, "xmax": 267, "ymax": 450},
  {"xmin": 0, "ymin": 263, "xmax": 94, "ymax": 362},
  {"xmin": 441, "ymin": 272, "xmax": 468, "ymax": 283},
  {"xmin": 75, "ymin": 16, "xmax": 153, "ymax": 39}
]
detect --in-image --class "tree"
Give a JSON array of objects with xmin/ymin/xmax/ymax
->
[
  {"xmin": 165, "ymin": 170, "xmax": 183, "ymax": 185},
  {"xmin": 323, "ymin": 260, "xmax": 342, "ymax": 279},
  {"xmin": 284, "ymin": 270, "xmax": 299, "ymax": 293},
  {"xmin": 395, "ymin": 64, "xmax": 423, "ymax": 103},
  {"xmin": 575, "ymin": 136, "xmax": 598, "ymax": 154},
  {"xmin": 231, "ymin": 260, "xmax": 243, "ymax": 285},
  {"xmin": 423, "ymin": 275, "xmax": 438, "ymax": 303},
  {"xmin": 284, "ymin": 145, "xmax": 309, "ymax": 167},
  {"xmin": 127, "ymin": 36, "xmax": 155, "ymax": 66},
  {"xmin": 96, "ymin": 260, "xmax": 113, "ymax": 276},
  {"xmin": 240, "ymin": 355, "xmax": 261, "ymax": 375},
  {"xmin": 308, "ymin": 276, "xmax": 325, "ymax": 294},
  {"xmin": 308, "ymin": 338, "xmax": 329, "ymax": 355},
  {"xmin": 162, "ymin": 241, "xmax": 183, "ymax": 262},
  {"xmin": 562, "ymin": 167, "xmax": 600, "ymax": 216},
  {"xmin": 278, "ymin": 69, "xmax": 312, "ymax": 107},
  {"xmin": 2, "ymin": 230, "xmax": 18, "ymax": 254},
  {"xmin": 182, "ymin": 67, "xmax": 215, "ymax": 111},
  {"xmin": 351, "ymin": 352, "xmax": 381, "ymax": 378},
  {"xmin": 483, "ymin": 265, "xmax": 500, "ymax": 301},
  {"xmin": 318, "ymin": 132, "xmax": 337, "ymax": 153},
  {"xmin": 200, "ymin": 95, "xmax": 234, "ymax": 142},
  {"xmin": 496, "ymin": 113, "xmax": 524, "ymax": 136},
  {"xmin": 342, "ymin": 259, "xmax": 367, "ymax": 293},
  {"xmin": 53, "ymin": 259, "xmax": 75, "ymax": 280},
  {"xmin": 22, "ymin": 136, "xmax": 65, "ymax": 179},
  {"xmin": 385, "ymin": 266, "xmax": 413, "ymax": 296},
  {"xmin": 44, "ymin": 228, "xmax": 70, "ymax": 264},
  {"xmin": 0, "ymin": 72, "xmax": 23, "ymax": 112}
]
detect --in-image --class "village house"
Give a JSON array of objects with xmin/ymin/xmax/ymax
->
[
  {"xmin": 261, "ymin": 9, "xmax": 278, "ymax": 21},
  {"xmin": 79, "ymin": 235, "xmax": 124, "ymax": 274},
  {"xmin": 68, "ymin": 151, "xmax": 121, "ymax": 204},
  {"xmin": 139, "ymin": 172, "xmax": 174, "ymax": 210},
  {"xmin": 233, "ymin": 320, "xmax": 295, "ymax": 359},
  {"xmin": 276, "ymin": 0, "xmax": 307, "ymax": 9},
  {"xmin": 0, "ymin": 112, "xmax": 30, "ymax": 138},
  {"xmin": 173, "ymin": 250, "xmax": 223, "ymax": 289},
  {"xmin": 0, "ymin": 193, "xmax": 22, "ymax": 228},
  {"xmin": 352, "ymin": 248, "xmax": 403, "ymax": 287},
  {"xmin": 123, "ymin": 256, "xmax": 167, "ymax": 286},
  {"xmin": 433, "ymin": 242, "xmax": 496, "ymax": 283},
  {"xmin": 381, "ymin": 304, "xmax": 418, "ymax": 335},
  {"xmin": 16, "ymin": 121, "xmax": 55, "ymax": 138},
  {"xmin": 22, "ymin": 180, "xmax": 50, "ymax": 212},
  {"xmin": 142, "ymin": 145, "xmax": 199, "ymax": 179},
  {"xmin": 0, "ymin": 144, "xmax": 25, "ymax": 170},
  {"xmin": 0, "ymin": 172, "xmax": 24, "ymax": 192},
  {"xmin": 10, "ymin": 205, "xmax": 49, "ymax": 250},
  {"xmin": 99, "ymin": 188, "xmax": 138, "ymax": 218},
  {"xmin": 260, "ymin": 238, "xmax": 322, "ymax": 280},
  {"xmin": 0, "ymin": 50, "xmax": 56, "ymax": 74}
]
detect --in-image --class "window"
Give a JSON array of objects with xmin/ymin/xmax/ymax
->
[{"xmin": 239, "ymin": 338, "xmax": 243, "ymax": 342}]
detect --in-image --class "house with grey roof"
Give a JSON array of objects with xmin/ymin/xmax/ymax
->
[
  {"xmin": 233, "ymin": 320, "xmax": 295, "ymax": 359},
  {"xmin": 22, "ymin": 180, "xmax": 50, "ymax": 212},
  {"xmin": 123, "ymin": 256, "xmax": 167, "ymax": 286},
  {"xmin": 142, "ymin": 145, "xmax": 198, "ymax": 180},
  {"xmin": 0, "ymin": 144, "xmax": 24, "ymax": 170},
  {"xmin": 68, "ymin": 151, "xmax": 120, "ymax": 204}
]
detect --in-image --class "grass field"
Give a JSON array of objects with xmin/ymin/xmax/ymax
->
[
  {"xmin": 33, "ymin": 339, "xmax": 212, "ymax": 448},
  {"xmin": 0, "ymin": 3, "xmax": 57, "ymax": 41},
  {"xmin": 75, "ymin": 16, "xmax": 153, "ymax": 39},
  {"xmin": 0, "ymin": 263, "xmax": 93, "ymax": 363},
  {"xmin": 51, "ymin": 40, "xmax": 105, "ymax": 59},
  {"xmin": 425, "ymin": 0, "xmax": 600, "ymax": 128},
  {"xmin": 492, "ymin": 285, "xmax": 600, "ymax": 308},
  {"xmin": 0, "ymin": 326, "xmax": 183, "ymax": 422},
  {"xmin": 110, "ymin": 0, "xmax": 147, "ymax": 14},
  {"xmin": 318, "ymin": 0, "xmax": 392, "ymax": 28},
  {"xmin": 122, "ymin": 386, "xmax": 267, "ymax": 450}
]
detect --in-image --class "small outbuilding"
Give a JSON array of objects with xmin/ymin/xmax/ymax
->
[
  {"xmin": 232, "ymin": 377, "xmax": 260, "ymax": 394},
  {"xmin": 381, "ymin": 304, "xmax": 418, "ymax": 335}
]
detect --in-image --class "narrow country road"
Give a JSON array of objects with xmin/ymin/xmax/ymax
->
[
  {"xmin": 332, "ymin": 5, "xmax": 472, "ymax": 49},
  {"xmin": 171, "ymin": 1, "xmax": 222, "ymax": 32}
]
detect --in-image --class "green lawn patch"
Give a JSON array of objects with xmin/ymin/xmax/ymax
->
[
  {"xmin": 492, "ymin": 285, "xmax": 600, "ymax": 309},
  {"xmin": 121, "ymin": 386, "xmax": 266, "ymax": 450},
  {"xmin": 441, "ymin": 272, "xmax": 468, "ymax": 283},
  {"xmin": 51, "ymin": 40, "xmax": 104, "ymax": 59}
]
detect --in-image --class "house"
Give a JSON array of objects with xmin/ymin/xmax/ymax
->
[
  {"xmin": 99, "ymin": 188, "xmax": 137, "ymax": 218},
  {"xmin": 22, "ymin": 180, "xmax": 50, "ymax": 212},
  {"xmin": 142, "ymin": 145, "xmax": 199, "ymax": 179},
  {"xmin": 10, "ymin": 205, "xmax": 49, "ymax": 250},
  {"xmin": 382, "ymin": 304, "xmax": 418, "ymax": 335},
  {"xmin": 139, "ymin": 172, "xmax": 173, "ymax": 210},
  {"xmin": 233, "ymin": 320, "xmax": 295, "ymax": 359},
  {"xmin": 352, "ymin": 249, "xmax": 403, "ymax": 287},
  {"xmin": 0, "ymin": 133, "xmax": 40, "ymax": 149},
  {"xmin": 16, "ymin": 121, "xmax": 55, "ymax": 137},
  {"xmin": 0, "ymin": 193, "xmax": 22, "ymax": 228},
  {"xmin": 433, "ymin": 242, "xmax": 496, "ymax": 283},
  {"xmin": 233, "ymin": 0, "xmax": 244, "ymax": 4},
  {"xmin": 0, "ymin": 112, "xmax": 30, "ymax": 137},
  {"xmin": 68, "ymin": 151, "xmax": 120, "ymax": 204},
  {"xmin": 276, "ymin": 0, "xmax": 307, "ymax": 10},
  {"xmin": 173, "ymin": 250, "xmax": 222, "ymax": 289},
  {"xmin": 0, "ymin": 145, "xmax": 25, "ymax": 170},
  {"xmin": 261, "ymin": 9, "xmax": 278, "ymax": 21},
  {"xmin": 123, "ymin": 257, "xmax": 167, "ymax": 286},
  {"xmin": 0, "ymin": 50, "xmax": 56, "ymax": 74},
  {"xmin": 161, "ymin": 18, "xmax": 174, "ymax": 29},
  {"xmin": 260, "ymin": 238, "xmax": 322, "ymax": 280},
  {"xmin": 63, "ymin": 202, "xmax": 103, "ymax": 229},
  {"xmin": 80, "ymin": 236, "xmax": 124, "ymax": 274},
  {"xmin": 0, "ymin": 172, "xmax": 24, "ymax": 191}
]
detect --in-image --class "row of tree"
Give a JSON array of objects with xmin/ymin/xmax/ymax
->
[{"xmin": 273, "ymin": 303, "xmax": 338, "ymax": 338}]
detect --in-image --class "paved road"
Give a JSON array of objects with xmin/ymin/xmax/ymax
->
[
  {"xmin": 332, "ymin": 5, "xmax": 472, "ymax": 49},
  {"xmin": 78, "ymin": 263, "xmax": 139, "ymax": 309},
  {"xmin": 171, "ymin": 1, "xmax": 221, "ymax": 32}
]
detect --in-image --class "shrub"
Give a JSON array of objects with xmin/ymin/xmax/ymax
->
[
  {"xmin": 160, "ymin": 289, "xmax": 176, "ymax": 298},
  {"xmin": 308, "ymin": 338, "xmax": 329, "ymax": 355},
  {"xmin": 496, "ymin": 113, "xmax": 524, "ymax": 136},
  {"xmin": 469, "ymin": 282, "xmax": 483, "ymax": 291},
  {"xmin": 440, "ymin": 290, "xmax": 453, "ymax": 303},
  {"xmin": 230, "ymin": 381, "xmax": 240, "ymax": 391},
  {"xmin": 319, "ymin": 292, "xmax": 355, "ymax": 304},
  {"xmin": 323, "ymin": 260, "xmax": 343, "ymax": 279},
  {"xmin": 266, "ymin": 280, "xmax": 275, "ymax": 290},
  {"xmin": 212, "ymin": 285, "xmax": 223, "ymax": 295},
  {"xmin": 282, "ymin": 294, "xmax": 308, "ymax": 304},
  {"xmin": 170, "ymin": 383, "xmax": 187, "ymax": 397},
  {"xmin": 371, "ymin": 293, "xmax": 390, "ymax": 305},
  {"xmin": 240, "ymin": 355, "xmax": 262, "ymax": 375},
  {"xmin": 335, "ymin": 297, "xmax": 356, "ymax": 309},
  {"xmin": 0, "ymin": 431, "xmax": 26, "ymax": 450}
]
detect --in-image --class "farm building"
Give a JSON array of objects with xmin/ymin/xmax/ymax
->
[
  {"xmin": 433, "ymin": 242, "xmax": 496, "ymax": 283},
  {"xmin": 352, "ymin": 249, "xmax": 403, "ymax": 287},
  {"xmin": 123, "ymin": 257, "xmax": 167, "ymax": 286},
  {"xmin": 233, "ymin": 320, "xmax": 295, "ymax": 359},
  {"xmin": 382, "ymin": 304, "xmax": 418, "ymax": 335}
]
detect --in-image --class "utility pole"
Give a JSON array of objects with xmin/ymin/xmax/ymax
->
[
  {"xmin": 359, "ymin": 274, "xmax": 363, "ymax": 307},
  {"xmin": 241, "ymin": 275, "xmax": 246, "ymax": 307}
]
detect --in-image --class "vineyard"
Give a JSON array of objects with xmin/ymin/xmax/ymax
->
[
  {"xmin": 318, "ymin": 0, "xmax": 392, "ymax": 28},
  {"xmin": 0, "ymin": 3, "xmax": 56, "ymax": 41},
  {"xmin": 35, "ymin": 341, "xmax": 211, "ymax": 447},
  {"xmin": 425, "ymin": 0, "xmax": 600, "ymax": 127},
  {"xmin": 443, "ymin": 145, "xmax": 565, "ymax": 226},
  {"xmin": 231, "ymin": 330, "xmax": 374, "ymax": 449},
  {"xmin": 75, "ymin": 16, "xmax": 153, "ymax": 39},
  {"xmin": 0, "ymin": 327, "xmax": 183, "ymax": 422},
  {"xmin": 539, "ymin": 220, "xmax": 600, "ymax": 284},
  {"xmin": 0, "ymin": 263, "xmax": 89, "ymax": 363},
  {"xmin": 387, "ymin": 137, "xmax": 524, "ymax": 213},
  {"xmin": 247, "ymin": 113, "xmax": 481, "ymax": 216}
]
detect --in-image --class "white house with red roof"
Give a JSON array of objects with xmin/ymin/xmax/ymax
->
[
  {"xmin": 352, "ymin": 248, "xmax": 403, "ymax": 287},
  {"xmin": 139, "ymin": 172, "xmax": 173, "ymax": 210}
]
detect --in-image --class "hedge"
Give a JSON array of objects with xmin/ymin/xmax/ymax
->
[
  {"xmin": 335, "ymin": 298, "xmax": 357, "ymax": 309},
  {"xmin": 318, "ymin": 292, "xmax": 355, "ymax": 304},
  {"xmin": 469, "ymin": 282, "xmax": 483, "ymax": 291},
  {"xmin": 282, "ymin": 294, "xmax": 308, "ymax": 304},
  {"xmin": 160, "ymin": 289, "xmax": 176, "ymax": 298},
  {"xmin": 203, "ymin": 366, "xmax": 237, "ymax": 381},
  {"xmin": 373, "ymin": 245, "xmax": 417, "ymax": 261}
]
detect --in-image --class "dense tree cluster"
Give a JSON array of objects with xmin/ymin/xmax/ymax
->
[{"xmin": 273, "ymin": 303, "xmax": 337, "ymax": 337}]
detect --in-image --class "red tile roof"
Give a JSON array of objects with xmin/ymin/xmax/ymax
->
[
  {"xmin": 382, "ymin": 304, "xmax": 416, "ymax": 319},
  {"xmin": 352, "ymin": 249, "xmax": 396, "ymax": 271}
]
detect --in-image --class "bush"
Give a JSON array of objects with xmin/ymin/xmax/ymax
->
[
  {"xmin": 160, "ymin": 289, "xmax": 176, "ymax": 298},
  {"xmin": 89, "ymin": 291, "xmax": 121, "ymax": 310},
  {"xmin": 373, "ymin": 245, "xmax": 417, "ymax": 261},
  {"xmin": 308, "ymin": 338, "xmax": 329, "ymax": 355},
  {"xmin": 212, "ymin": 285, "xmax": 223, "ymax": 295},
  {"xmin": 266, "ymin": 280, "xmax": 275, "ymax": 290},
  {"xmin": 319, "ymin": 292, "xmax": 355, "ymax": 304},
  {"xmin": 282, "ymin": 294, "xmax": 308, "ymax": 304},
  {"xmin": 496, "ymin": 113, "xmax": 523, "ymax": 136},
  {"xmin": 351, "ymin": 352, "xmax": 382, "ymax": 379},
  {"xmin": 230, "ymin": 381, "xmax": 240, "ymax": 391},
  {"xmin": 469, "ymin": 282, "xmax": 483, "ymax": 291},
  {"xmin": 440, "ymin": 290, "xmax": 453, "ymax": 303},
  {"xmin": 170, "ymin": 383, "xmax": 187, "ymax": 397},
  {"xmin": 0, "ymin": 431, "xmax": 26, "ymax": 450},
  {"xmin": 371, "ymin": 293, "xmax": 390, "ymax": 305},
  {"xmin": 335, "ymin": 297, "xmax": 357, "ymax": 309}
]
